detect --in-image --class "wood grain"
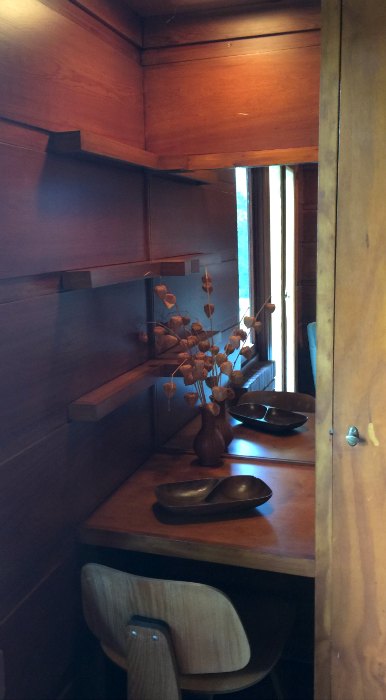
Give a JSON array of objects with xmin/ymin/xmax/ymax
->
[
  {"xmin": 80, "ymin": 452, "xmax": 315, "ymax": 577},
  {"xmin": 0, "ymin": 142, "xmax": 146, "ymax": 279},
  {"xmin": 0, "ymin": 282, "xmax": 148, "ymax": 463},
  {"xmin": 143, "ymin": 2, "xmax": 321, "ymax": 47},
  {"xmin": 0, "ymin": 392, "xmax": 153, "ymax": 621},
  {"xmin": 158, "ymin": 147, "xmax": 319, "ymax": 171},
  {"xmin": 70, "ymin": 0, "xmax": 142, "ymax": 46},
  {"xmin": 329, "ymin": 1, "xmax": 386, "ymax": 698},
  {"xmin": 0, "ymin": 0, "xmax": 144, "ymax": 145},
  {"xmin": 144, "ymin": 38, "xmax": 320, "ymax": 155},
  {"xmin": 314, "ymin": 0, "xmax": 341, "ymax": 697}
]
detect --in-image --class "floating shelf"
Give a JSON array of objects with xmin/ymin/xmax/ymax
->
[
  {"xmin": 61, "ymin": 251, "xmax": 234, "ymax": 290},
  {"xmin": 47, "ymin": 130, "xmax": 217, "ymax": 185},
  {"xmin": 68, "ymin": 360, "xmax": 167, "ymax": 422}
]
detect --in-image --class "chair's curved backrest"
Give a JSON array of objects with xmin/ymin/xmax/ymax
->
[
  {"xmin": 81, "ymin": 564, "xmax": 250, "ymax": 675},
  {"xmin": 238, "ymin": 390, "xmax": 315, "ymax": 413}
]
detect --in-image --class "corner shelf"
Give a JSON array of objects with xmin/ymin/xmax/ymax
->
[
  {"xmin": 61, "ymin": 251, "xmax": 234, "ymax": 290},
  {"xmin": 47, "ymin": 130, "xmax": 216, "ymax": 185}
]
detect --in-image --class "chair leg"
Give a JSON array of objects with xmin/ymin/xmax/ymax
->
[{"xmin": 270, "ymin": 667, "xmax": 285, "ymax": 700}]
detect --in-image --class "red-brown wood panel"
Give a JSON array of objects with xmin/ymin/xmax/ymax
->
[
  {"xmin": 148, "ymin": 175, "xmax": 237, "ymax": 258},
  {"xmin": 0, "ymin": 392, "xmax": 152, "ymax": 621},
  {"xmin": 144, "ymin": 37, "xmax": 320, "ymax": 155},
  {"xmin": 70, "ymin": 0, "xmax": 143, "ymax": 46},
  {"xmin": 0, "ymin": 0, "xmax": 144, "ymax": 144},
  {"xmin": 0, "ymin": 141, "xmax": 147, "ymax": 278},
  {"xmin": 143, "ymin": 2, "xmax": 321, "ymax": 47},
  {"xmin": 0, "ymin": 281, "xmax": 149, "ymax": 464}
]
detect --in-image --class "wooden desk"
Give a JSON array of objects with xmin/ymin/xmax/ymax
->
[
  {"xmin": 163, "ymin": 414, "xmax": 315, "ymax": 465},
  {"xmin": 81, "ymin": 452, "xmax": 315, "ymax": 578}
]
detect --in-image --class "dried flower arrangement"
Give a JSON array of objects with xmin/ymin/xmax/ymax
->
[{"xmin": 151, "ymin": 271, "xmax": 275, "ymax": 416}]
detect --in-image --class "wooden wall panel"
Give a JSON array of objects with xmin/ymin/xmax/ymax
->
[
  {"xmin": 0, "ymin": 281, "xmax": 148, "ymax": 464},
  {"xmin": 0, "ymin": 393, "xmax": 152, "ymax": 621},
  {"xmin": 148, "ymin": 175, "xmax": 237, "ymax": 258},
  {"xmin": 143, "ymin": 2, "xmax": 321, "ymax": 47},
  {"xmin": 0, "ymin": 558, "xmax": 79, "ymax": 700},
  {"xmin": 0, "ymin": 140, "xmax": 147, "ymax": 279},
  {"xmin": 70, "ymin": 0, "xmax": 143, "ymax": 45},
  {"xmin": 0, "ymin": 0, "xmax": 144, "ymax": 145},
  {"xmin": 144, "ymin": 35, "xmax": 320, "ymax": 155}
]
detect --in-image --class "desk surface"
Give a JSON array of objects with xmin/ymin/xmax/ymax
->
[
  {"xmin": 81, "ymin": 452, "xmax": 315, "ymax": 578},
  {"xmin": 163, "ymin": 414, "xmax": 315, "ymax": 465}
]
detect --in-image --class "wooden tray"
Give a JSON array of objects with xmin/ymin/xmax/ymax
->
[
  {"xmin": 155, "ymin": 475, "xmax": 272, "ymax": 516},
  {"xmin": 229, "ymin": 404, "xmax": 308, "ymax": 433}
]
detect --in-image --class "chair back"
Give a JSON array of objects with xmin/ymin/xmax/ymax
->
[
  {"xmin": 81, "ymin": 564, "xmax": 251, "ymax": 675},
  {"xmin": 238, "ymin": 390, "xmax": 315, "ymax": 413}
]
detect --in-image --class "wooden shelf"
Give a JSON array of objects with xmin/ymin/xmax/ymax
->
[
  {"xmin": 68, "ymin": 360, "xmax": 169, "ymax": 422},
  {"xmin": 61, "ymin": 251, "xmax": 234, "ymax": 290},
  {"xmin": 47, "ymin": 130, "xmax": 217, "ymax": 185}
]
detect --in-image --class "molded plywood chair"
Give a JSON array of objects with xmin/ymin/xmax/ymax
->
[
  {"xmin": 81, "ymin": 563, "xmax": 293, "ymax": 700},
  {"xmin": 238, "ymin": 390, "xmax": 316, "ymax": 413}
]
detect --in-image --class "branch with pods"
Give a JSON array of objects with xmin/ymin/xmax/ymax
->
[{"xmin": 151, "ymin": 271, "xmax": 275, "ymax": 415}]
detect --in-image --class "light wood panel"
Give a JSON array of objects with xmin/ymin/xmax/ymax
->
[
  {"xmin": 158, "ymin": 146, "xmax": 319, "ymax": 171},
  {"xmin": 81, "ymin": 452, "xmax": 315, "ymax": 577},
  {"xmin": 0, "ymin": 0, "xmax": 144, "ymax": 144},
  {"xmin": 329, "ymin": 1, "xmax": 386, "ymax": 698},
  {"xmin": 143, "ymin": 2, "xmax": 321, "ymax": 47},
  {"xmin": 0, "ymin": 142, "xmax": 146, "ymax": 279},
  {"xmin": 144, "ymin": 36, "xmax": 320, "ymax": 155},
  {"xmin": 314, "ymin": 0, "xmax": 341, "ymax": 697},
  {"xmin": 126, "ymin": 0, "xmax": 319, "ymax": 19}
]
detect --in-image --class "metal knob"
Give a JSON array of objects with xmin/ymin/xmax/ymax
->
[{"xmin": 346, "ymin": 426, "xmax": 360, "ymax": 447}]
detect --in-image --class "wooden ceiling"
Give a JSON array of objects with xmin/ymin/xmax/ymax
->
[{"xmin": 124, "ymin": 0, "xmax": 304, "ymax": 18}]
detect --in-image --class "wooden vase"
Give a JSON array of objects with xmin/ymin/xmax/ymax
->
[
  {"xmin": 193, "ymin": 405, "xmax": 225, "ymax": 467},
  {"xmin": 214, "ymin": 399, "xmax": 234, "ymax": 450}
]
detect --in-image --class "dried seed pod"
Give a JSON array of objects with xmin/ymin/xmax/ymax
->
[
  {"xmin": 244, "ymin": 316, "xmax": 255, "ymax": 328},
  {"xmin": 192, "ymin": 366, "xmax": 208, "ymax": 382},
  {"xmin": 181, "ymin": 315, "xmax": 191, "ymax": 326},
  {"xmin": 230, "ymin": 370, "xmax": 244, "ymax": 385},
  {"xmin": 212, "ymin": 385, "xmax": 228, "ymax": 402},
  {"xmin": 253, "ymin": 321, "xmax": 263, "ymax": 334},
  {"xmin": 205, "ymin": 376, "xmax": 218, "ymax": 388},
  {"xmin": 194, "ymin": 351, "xmax": 207, "ymax": 361},
  {"xmin": 265, "ymin": 302, "xmax": 276, "ymax": 313},
  {"xmin": 163, "ymin": 381, "xmax": 177, "ymax": 399},
  {"xmin": 191, "ymin": 321, "xmax": 203, "ymax": 334},
  {"xmin": 154, "ymin": 284, "xmax": 168, "ymax": 300},
  {"xmin": 220, "ymin": 360, "xmax": 233, "ymax": 376},
  {"xmin": 215, "ymin": 352, "xmax": 227, "ymax": 366},
  {"xmin": 163, "ymin": 293, "xmax": 176, "ymax": 309},
  {"xmin": 186, "ymin": 335, "xmax": 198, "ymax": 348},
  {"xmin": 198, "ymin": 339, "xmax": 211, "ymax": 352},
  {"xmin": 204, "ymin": 303, "xmax": 215, "ymax": 318},
  {"xmin": 240, "ymin": 346, "xmax": 253, "ymax": 360},
  {"xmin": 210, "ymin": 345, "xmax": 220, "ymax": 355},
  {"xmin": 153, "ymin": 325, "xmax": 166, "ymax": 336},
  {"xmin": 224, "ymin": 343, "xmax": 236, "ymax": 355},
  {"xmin": 169, "ymin": 315, "xmax": 183, "ymax": 329},
  {"xmin": 225, "ymin": 387, "xmax": 236, "ymax": 401},
  {"xmin": 202, "ymin": 283, "xmax": 214, "ymax": 294},
  {"xmin": 156, "ymin": 335, "xmax": 179, "ymax": 352},
  {"xmin": 184, "ymin": 374, "xmax": 195, "ymax": 386},
  {"xmin": 204, "ymin": 360, "xmax": 213, "ymax": 372},
  {"xmin": 207, "ymin": 402, "xmax": 220, "ymax": 416},
  {"xmin": 202, "ymin": 273, "xmax": 212, "ymax": 284},
  {"xmin": 177, "ymin": 352, "xmax": 190, "ymax": 361},
  {"xmin": 228, "ymin": 335, "xmax": 241, "ymax": 349},
  {"xmin": 180, "ymin": 365, "xmax": 193, "ymax": 376},
  {"xmin": 234, "ymin": 328, "xmax": 248, "ymax": 341},
  {"xmin": 184, "ymin": 392, "xmax": 199, "ymax": 407}
]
